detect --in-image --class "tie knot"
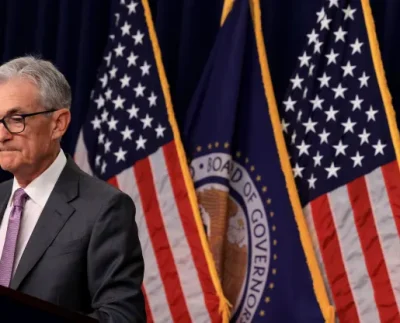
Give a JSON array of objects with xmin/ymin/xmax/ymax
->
[{"xmin": 13, "ymin": 188, "xmax": 28, "ymax": 207}]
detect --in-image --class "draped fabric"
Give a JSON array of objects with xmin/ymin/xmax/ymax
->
[{"xmin": 0, "ymin": 0, "xmax": 397, "ymax": 178}]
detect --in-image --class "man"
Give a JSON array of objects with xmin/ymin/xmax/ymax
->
[{"xmin": 0, "ymin": 56, "xmax": 146, "ymax": 322}]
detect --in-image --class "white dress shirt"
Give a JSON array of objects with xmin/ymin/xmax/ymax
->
[{"xmin": 0, "ymin": 149, "xmax": 67, "ymax": 274}]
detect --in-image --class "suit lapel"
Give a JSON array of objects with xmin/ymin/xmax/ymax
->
[
  {"xmin": 0, "ymin": 180, "xmax": 12, "ymax": 225},
  {"xmin": 10, "ymin": 157, "xmax": 80, "ymax": 290}
]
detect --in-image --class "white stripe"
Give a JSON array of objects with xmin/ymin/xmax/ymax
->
[
  {"xmin": 303, "ymin": 204, "xmax": 334, "ymax": 305},
  {"xmin": 73, "ymin": 130, "xmax": 93, "ymax": 176},
  {"xmin": 149, "ymin": 147, "xmax": 211, "ymax": 323},
  {"xmin": 365, "ymin": 167, "xmax": 400, "ymax": 310},
  {"xmin": 116, "ymin": 167, "xmax": 174, "ymax": 323},
  {"xmin": 328, "ymin": 186, "xmax": 380, "ymax": 323}
]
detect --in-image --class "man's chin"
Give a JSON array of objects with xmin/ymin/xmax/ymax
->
[{"xmin": 0, "ymin": 156, "xmax": 20, "ymax": 173}]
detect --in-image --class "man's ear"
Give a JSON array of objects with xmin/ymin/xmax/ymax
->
[{"xmin": 51, "ymin": 108, "xmax": 71, "ymax": 140}]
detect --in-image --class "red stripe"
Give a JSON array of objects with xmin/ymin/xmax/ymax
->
[
  {"xmin": 381, "ymin": 161, "xmax": 400, "ymax": 237},
  {"xmin": 133, "ymin": 157, "xmax": 192, "ymax": 322},
  {"xmin": 142, "ymin": 286, "xmax": 154, "ymax": 323},
  {"xmin": 347, "ymin": 176, "xmax": 399, "ymax": 322},
  {"xmin": 163, "ymin": 141, "xmax": 221, "ymax": 322},
  {"xmin": 107, "ymin": 176, "xmax": 119, "ymax": 188},
  {"xmin": 310, "ymin": 195, "xmax": 359, "ymax": 322}
]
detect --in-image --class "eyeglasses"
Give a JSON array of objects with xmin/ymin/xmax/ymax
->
[{"xmin": 0, "ymin": 109, "xmax": 57, "ymax": 134}]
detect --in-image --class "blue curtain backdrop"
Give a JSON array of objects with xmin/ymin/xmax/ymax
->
[{"xmin": 0, "ymin": 0, "xmax": 398, "ymax": 182}]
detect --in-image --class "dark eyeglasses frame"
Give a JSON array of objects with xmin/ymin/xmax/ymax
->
[{"xmin": 0, "ymin": 108, "xmax": 57, "ymax": 134}]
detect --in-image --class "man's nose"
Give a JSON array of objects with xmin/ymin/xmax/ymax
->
[{"xmin": 0, "ymin": 122, "xmax": 12, "ymax": 142}]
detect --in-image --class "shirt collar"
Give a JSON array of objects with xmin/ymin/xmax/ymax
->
[{"xmin": 10, "ymin": 149, "xmax": 67, "ymax": 208}]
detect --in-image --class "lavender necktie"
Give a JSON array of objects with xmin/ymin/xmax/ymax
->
[{"xmin": 0, "ymin": 188, "xmax": 28, "ymax": 287}]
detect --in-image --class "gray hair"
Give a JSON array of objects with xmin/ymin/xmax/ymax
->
[{"xmin": 0, "ymin": 56, "xmax": 71, "ymax": 110}]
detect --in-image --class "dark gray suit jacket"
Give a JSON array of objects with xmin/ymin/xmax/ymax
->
[{"xmin": 0, "ymin": 156, "xmax": 146, "ymax": 322}]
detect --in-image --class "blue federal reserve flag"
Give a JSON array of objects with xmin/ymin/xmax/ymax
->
[{"xmin": 183, "ymin": 0, "xmax": 333, "ymax": 322}]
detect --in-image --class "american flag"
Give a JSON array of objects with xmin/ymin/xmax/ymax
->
[
  {"xmin": 73, "ymin": 0, "xmax": 227, "ymax": 322},
  {"xmin": 280, "ymin": 0, "xmax": 400, "ymax": 322}
]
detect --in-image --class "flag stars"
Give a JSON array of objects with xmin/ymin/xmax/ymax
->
[
  {"xmin": 302, "ymin": 117, "xmax": 318, "ymax": 133},
  {"xmin": 316, "ymin": 8, "xmax": 325, "ymax": 22},
  {"xmin": 358, "ymin": 129, "xmax": 370, "ymax": 145},
  {"xmin": 350, "ymin": 95, "xmax": 363, "ymax": 110},
  {"xmin": 120, "ymin": 126, "xmax": 134, "ymax": 141},
  {"xmin": 293, "ymin": 163, "xmax": 304, "ymax": 178},
  {"xmin": 119, "ymin": 74, "xmax": 131, "ymax": 88},
  {"xmin": 325, "ymin": 49, "xmax": 339, "ymax": 65},
  {"xmin": 104, "ymin": 139, "xmax": 112, "ymax": 153},
  {"xmin": 127, "ymin": 104, "xmax": 139, "ymax": 119},
  {"xmin": 296, "ymin": 140, "xmax": 311, "ymax": 156},
  {"xmin": 126, "ymin": 1, "xmax": 138, "ymax": 14},
  {"xmin": 101, "ymin": 160, "xmax": 107, "ymax": 174},
  {"xmin": 281, "ymin": 119, "xmax": 289, "ymax": 133},
  {"xmin": 94, "ymin": 95, "xmax": 105, "ymax": 109},
  {"xmin": 373, "ymin": 140, "xmax": 386, "ymax": 156},
  {"xmin": 313, "ymin": 151, "xmax": 323, "ymax": 166},
  {"xmin": 359, "ymin": 72, "xmax": 370, "ymax": 88},
  {"xmin": 107, "ymin": 116, "xmax": 119, "ymax": 131},
  {"xmin": 329, "ymin": 0, "xmax": 339, "ymax": 8},
  {"xmin": 140, "ymin": 114, "xmax": 153, "ymax": 129},
  {"xmin": 109, "ymin": 65, "xmax": 118, "ymax": 79},
  {"xmin": 341, "ymin": 118, "xmax": 356, "ymax": 133},
  {"xmin": 148, "ymin": 92, "xmax": 157, "ymax": 107},
  {"xmin": 155, "ymin": 124, "xmax": 166, "ymax": 138},
  {"xmin": 112, "ymin": 95, "xmax": 125, "ymax": 110},
  {"xmin": 314, "ymin": 40, "xmax": 323, "ymax": 54},
  {"xmin": 132, "ymin": 30, "xmax": 144, "ymax": 45},
  {"xmin": 114, "ymin": 147, "xmax": 127, "ymax": 162},
  {"xmin": 343, "ymin": 4, "xmax": 356, "ymax": 20},
  {"xmin": 120, "ymin": 21, "xmax": 131, "ymax": 36},
  {"xmin": 325, "ymin": 162, "xmax": 340, "ymax": 178},
  {"xmin": 298, "ymin": 51, "xmax": 311, "ymax": 67},
  {"xmin": 333, "ymin": 140, "xmax": 348, "ymax": 156},
  {"xmin": 351, "ymin": 152, "xmax": 364, "ymax": 167},
  {"xmin": 341, "ymin": 61, "xmax": 356, "ymax": 77},
  {"xmin": 310, "ymin": 94, "xmax": 324, "ymax": 110},
  {"xmin": 101, "ymin": 110, "xmax": 109, "ymax": 122},
  {"xmin": 283, "ymin": 96, "xmax": 296, "ymax": 112},
  {"xmin": 308, "ymin": 173, "xmax": 317, "ymax": 189},
  {"xmin": 366, "ymin": 105, "xmax": 378, "ymax": 121},
  {"xmin": 318, "ymin": 128, "xmax": 330, "ymax": 144},
  {"xmin": 290, "ymin": 74, "xmax": 304, "ymax": 90},
  {"xmin": 114, "ymin": 43, "xmax": 125, "ymax": 57},
  {"xmin": 135, "ymin": 135, "xmax": 147, "ymax": 150},
  {"xmin": 350, "ymin": 38, "xmax": 363, "ymax": 54},
  {"xmin": 332, "ymin": 83, "xmax": 348, "ymax": 99},
  {"xmin": 307, "ymin": 29, "xmax": 319, "ymax": 44},
  {"xmin": 134, "ymin": 82, "xmax": 146, "ymax": 97},
  {"xmin": 140, "ymin": 61, "xmax": 151, "ymax": 76},
  {"xmin": 320, "ymin": 16, "xmax": 331, "ymax": 30},
  {"xmin": 318, "ymin": 72, "xmax": 331, "ymax": 88},
  {"xmin": 334, "ymin": 26, "xmax": 347, "ymax": 42},
  {"xmin": 325, "ymin": 105, "xmax": 339, "ymax": 122},
  {"xmin": 91, "ymin": 115, "xmax": 101, "ymax": 130},
  {"xmin": 127, "ymin": 52, "xmax": 138, "ymax": 67},
  {"xmin": 104, "ymin": 88, "xmax": 113, "ymax": 100}
]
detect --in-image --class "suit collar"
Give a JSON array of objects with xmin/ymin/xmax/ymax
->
[{"xmin": 10, "ymin": 156, "xmax": 81, "ymax": 289}]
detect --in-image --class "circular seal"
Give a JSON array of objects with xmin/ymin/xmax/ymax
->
[{"xmin": 190, "ymin": 152, "xmax": 271, "ymax": 322}]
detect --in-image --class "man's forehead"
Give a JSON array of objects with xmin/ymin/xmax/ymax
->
[{"xmin": 0, "ymin": 79, "xmax": 40, "ymax": 114}]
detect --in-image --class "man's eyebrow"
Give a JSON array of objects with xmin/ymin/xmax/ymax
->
[{"xmin": 4, "ymin": 107, "xmax": 25, "ymax": 115}]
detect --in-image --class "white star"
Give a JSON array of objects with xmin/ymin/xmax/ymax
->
[
  {"xmin": 297, "ymin": 110, "xmax": 303, "ymax": 122},
  {"xmin": 133, "ymin": 82, "xmax": 146, "ymax": 97},
  {"xmin": 140, "ymin": 61, "xmax": 151, "ymax": 76},
  {"xmin": 358, "ymin": 128, "xmax": 371, "ymax": 145},
  {"xmin": 127, "ymin": 104, "xmax": 139, "ymax": 119},
  {"xmin": 114, "ymin": 43, "xmax": 125, "ymax": 57},
  {"xmin": 136, "ymin": 135, "xmax": 147, "ymax": 150},
  {"xmin": 119, "ymin": 74, "xmax": 131, "ymax": 88},
  {"xmin": 318, "ymin": 128, "xmax": 330, "ymax": 144},
  {"xmin": 341, "ymin": 61, "xmax": 356, "ymax": 77},
  {"xmin": 309, "ymin": 63, "xmax": 315, "ymax": 76},
  {"xmin": 101, "ymin": 160, "xmax": 107, "ymax": 174},
  {"xmin": 114, "ymin": 147, "xmax": 127, "ymax": 162},
  {"xmin": 95, "ymin": 155, "xmax": 101, "ymax": 167},
  {"xmin": 320, "ymin": 16, "xmax": 331, "ymax": 30},
  {"xmin": 155, "ymin": 124, "xmax": 166, "ymax": 138},
  {"xmin": 91, "ymin": 116, "xmax": 101, "ymax": 130},
  {"xmin": 307, "ymin": 29, "xmax": 319, "ymax": 44},
  {"xmin": 112, "ymin": 95, "xmax": 125, "ymax": 110},
  {"xmin": 104, "ymin": 139, "xmax": 112, "ymax": 153},
  {"xmin": 127, "ymin": 51, "xmax": 138, "ymax": 67},
  {"xmin": 120, "ymin": 21, "xmax": 131, "ymax": 36},
  {"xmin": 329, "ymin": 0, "xmax": 339, "ymax": 7},
  {"xmin": 100, "ymin": 73, "xmax": 108, "ymax": 88},
  {"xmin": 343, "ymin": 4, "xmax": 356, "ymax": 20},
  {"xmin": 310, "ymin": 94, "xmax": 324, "ymax": 110},
  {"xmin": 318, "ymin": 72, "xmax": 331, "ymax": 88},
  {"xmin": 325, "ymin": 162, "xmax": 340, "ymax": 179},
  {"xmin": 281, "ymin": 119, "xmax": 289, "ymax": 133},
  {"xmin": 325, "ymin": 49, "xmax": 339, "ymax": 65},
  {"xmin": 314, "ymin": 40, "xmax": 323, "ymax": 54},
  {"xmin": 373, "ymin": 140, "xmax": 386, "ymax": 156},
  {"xmin": 291, "ymin": 131, "xmax": 297, "ymax": 144},
  {"xmin": 109, "ymin": 65, "xmax": 118, "ymax": 79},
  {"xmin": 316, "ymin": 8, "xmax": 325, "ymax": 22},
  {"xmin": 101, "ymin": 110, "xmax": 109, "ymax": 122},
  {"xmin": 325, "ymin": 105, "xmax": 339, "ymax": 121},
  {"xmin": 132, "ymin": 30, "xmax": 145, "ymax": 45},
  {"xmin": 148, "ymin": 92, "xmax": 157, "ymax": 107},
  {"xmin": 296, "ymin": 140, "xmax": 311, "ymax": 156},
  {"xmin": 126, "ymin": 1, "xmax": 138, "ymax": 14},
  {"xmin": 107, "ymin": 116, "xmax": 119, "ymax": 131},
  {"xmin": 293, "ymin": 163, "xmax": 304, "ymax": 178},
  {"xmin": 94, "ymin": 95, "xmax": 105, "ymax": 109},
  {"xmin": 366, "ymin": 105, "xmax": 378, "ymax": 121},
  {"xmin": 350, "ymin": 95, "xmax": 363, "ymax": 111},
  {"xmin": 333, "ymin": 140, "xmax": 348, "ymax": 156},
  {"xmin": 308, "ymin": 173, "xmax": 317, "ymax": 189},
  {"xmin": 104, "ymin": 52, "xmax": 112, "ymax": 67},
  {"xmin": 332, "ymin": 83, "xmax": 348, "ymax": 99},
  {"xmin": 140, "ymin": 114, "xmax": 153, "ymax": 129},
  {"xmin": 341, "ymin": 117, "xmax": 357, "ymax": 133},
  {"xmin": 303, "ymin": 87, "xmax": 308, "ymax": 98},
  {"xmin": 350, "ymin": 38, "xmax": 363, "ymax": 54},
  {"xmin": 290, "ymin": 74, "xmax": 303, "ymax": 90},
  {"xmin": 283, "ymin": 96, "xmax": 296, "ymax": 112},
  {"xmin": 298, "ymin": 52, "xmax": 311, "ymax": 67},
  {"xmin": 313, "ymin": 151, "xmax": 323, "ymax": 166},
  {"xmin": 359, "ymin": 72, "xmax": 370, "ymax": 88},
  {"xmin": 98, "ymin": 132, "xmax": 105, "ymax": 144},
  {"xmin": 334, "ymin": 26, "xmax": 347, "ymax": 42},
  {"xmin": 120, "ymin": 126, "xmax": 134, "ymax": 141},
  {"xmin": 351, "ymin": 152, "xmax": 364, "ymax": 167},
  {"xmin": 302, "ymin": 117, "xmax": 318, "ymax": 133},
  {"xmin": 104, "ymin": 88, "xmax": 112, "ymax": 100}
]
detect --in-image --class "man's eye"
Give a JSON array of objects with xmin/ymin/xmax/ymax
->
[{"xmin": 8, "ymin": 116, "xmax": 24, "ymax": 123}]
